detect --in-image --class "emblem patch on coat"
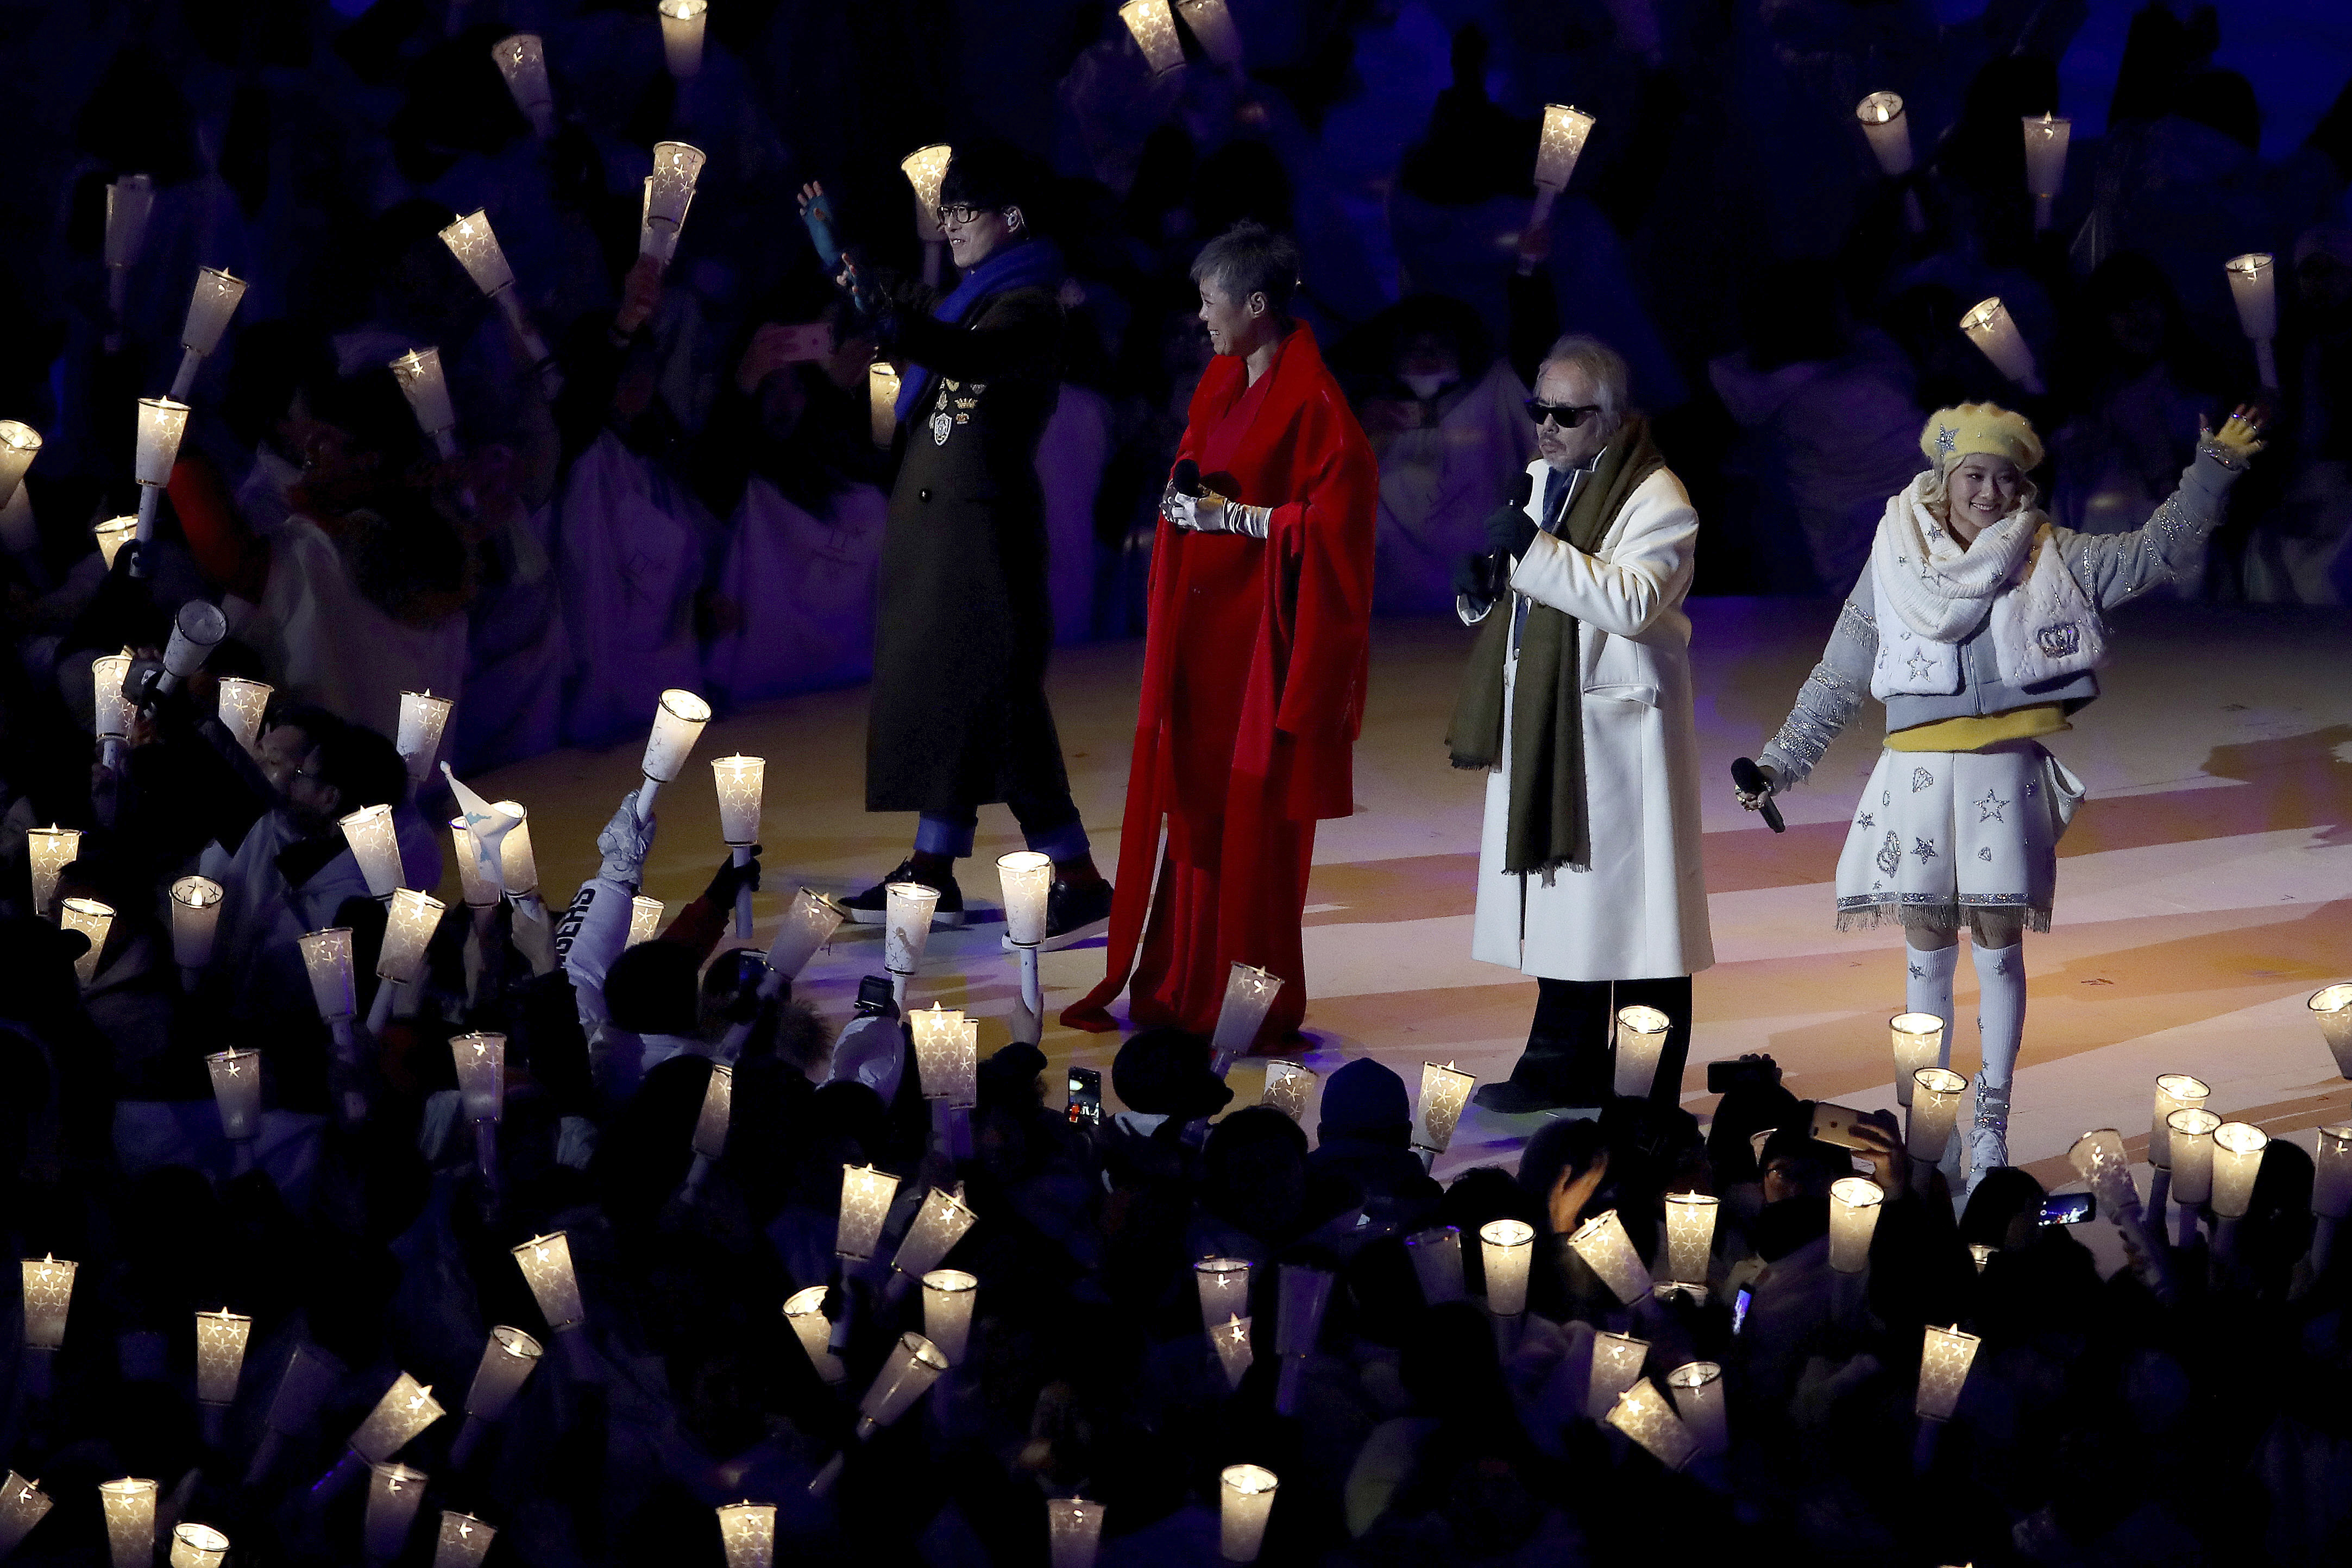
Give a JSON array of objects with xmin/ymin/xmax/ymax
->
[
  {"xmin": 930, "ymin": 409, "xmax": 953, "ymax": 446},
  {"xmin": 1875, "ymin": 832, "xmax": 1902, "ymax": 877},
  {"xmin": 2036, "ymin": 621, "xmax": 2081, "ymax": 657}
]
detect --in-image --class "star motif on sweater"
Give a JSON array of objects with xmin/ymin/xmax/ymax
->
[
  {"xmin": 1906, "ymin": 651, "xmax": 1934, "ymax": 681},
  {"xmin": 1978, "ymin": 789, "xmax": 2009, "ymax": 822},
  {"xmin": 1912, "ymin": 836, "xmax": 1938, "ymax": 863}
]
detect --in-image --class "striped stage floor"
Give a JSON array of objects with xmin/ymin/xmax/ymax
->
[{"xmin": 473, "ymin": 597, "xmax": 2352, "ymax": 1194}]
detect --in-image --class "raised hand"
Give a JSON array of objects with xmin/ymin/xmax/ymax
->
[{"xmin": 2201, "ymin": 405, "xmax": 2266, "ymax": 461}]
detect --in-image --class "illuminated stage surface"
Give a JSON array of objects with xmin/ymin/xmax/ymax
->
[{"xmin": 475, "ymin": 599, "xmax": 2352, "ymax": 1196}]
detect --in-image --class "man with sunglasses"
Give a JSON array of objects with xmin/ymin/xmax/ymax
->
[{"xmin": 1447, "ymin": 335, "xmax": 1714, "ymax": 1115}]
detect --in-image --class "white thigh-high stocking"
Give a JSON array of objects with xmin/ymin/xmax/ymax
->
[
  {"xmin": 1904, "ymin": 942, "xmax": 1960, "ymax": 1069},
  {"xmin": 1972, "ymin": 941, "xmax": 2025, "ymax": 1088}
]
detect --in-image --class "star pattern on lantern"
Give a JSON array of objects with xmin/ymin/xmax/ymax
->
[
  {"xmin": 1977, "ymin": 789, "xmax": 2008, "ymax": 822},
  {"xmin": 1219, "ymin": 1317, "xmax": 1249, "ymax": 1351}
]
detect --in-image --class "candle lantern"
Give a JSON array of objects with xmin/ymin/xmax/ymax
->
[
  {"xmin": 340, "ymin": 804, "xmax": 404, "ymax": 898},
  {"xmin": 626, "ymin": 896, "xmax": 663, "ymax": 946},
  {"xmin": 1480, "ymin": 1219, "xmax": 1535, "ymax": 1317},
  {"xmin": 1411, "ymin": 1060, "xmax": 1476, "ymax": 1158},
  {"xmin": 495, "ymin": 803, "xmax": 537, "ymax": 897},
  {"xmin": 996, "ymin": 851, "xmax": 1054, "ymax": 945},
  {"xmin": 28, "ymin": 824, "xmax": 80, "ymax": 918},
  {"xmin": 2021, "ymin": 114, "xmax": 2071, "ymax": 229},
  {"xmin": 205, "ymin": 1049, "xmax": 262, "ymax": 1141},
  {"xmin": 1969, "ymin": 1242, "xmax": 1995, "ymax": 1272},
  {"xmin": 1118, "ymin": 0, "xmax": 1185, "ymax": 73},
  {"xmin": 435, "ymin": 1512, "xmax": 495, "ymax": 1568},
  {"xmin": 1915, "ymin": 1323, "xmax": 1980, "ymax": 1421},
  {"xmin": 1210, "ymin": 1314, "xmax": 1253, "ymax": 1389},
  {"xmin": 365, "ymin": 1463, "xmax": 429, "ymax": 1560},
  {"xmin": 216, "ymin": 677, "xmax": 272, "ymax": 755},
  {"xmin": 92, "ymin": 651, "xmax": 133, "ymax": 738},
  {"xmin": 0, "ymin": 420, "xmax": 36, "ymax": 507},
  {"xmin": 646, "ymin": 143, "xmax": 708, "ymax": 238},
  {"xmin": 389, "ymin": 349, "xmax": 459, "ymax": 454},
  {"xmin": 491, "ymin": 34, "xmax": 556, "ymax": 136},
  {"xmin": 693, "ymin": 1065, "xmax": 734, "ymax": 1160},
  {"xmin": 767, "ymin": 888, "xmax": 846, "ymax": 980},
  {"xmin": 1959, "ymin": 298, "xmax": 2043, "ymax": 392},
  {"xmin": 396, "ymin": 690, "xmax": 453, "ymax": 782},
  {"xmin": 1217, "ymin": 1464, "xmax": 1278, "ymax": 1563},
  {"xmin": 1909, "ymin": 1068, "xmax": 1967, "ymax": 1161},
  {"xmin": 2209, "ymin": 1122, "xmax": 2269, "ymax": 1219},
  {"xmin": 883, "ymin": 881, "xmax": 940, "ymax": 987},
  {"xmin": 1856, "ymin": 92, "xmax": 1912, "ymax": 175},
  {"xmin": 1584, "ymin": 1330, "xmax": 1648, "ymax": 1418},
  {"xmin": 783, "ymin": 1287, "xmax": 846, "ymax": 1384},
  {"xmin": 869, "ymin": 361, "xmax": 901, "ymax": 446},
  {"xmin": 1260, "ymin": 1059, "xmax": 1316, "ymax": 1122},
  {"xmin": 900, "ymin": 144, "xmax": 953, "ymax": 241},
  {"xmin": 2226, "ymin": 253, "xmax": 2280, "ymax": 391},
  {"xmin": 2311, "ymin": 984, "xmax": 2352, "ymax": 1078},
  {"xmin": 713, "ymin": 754, "xmax": 764, "ymax": 936},
  {"xmin": 2167, "ymin": 1108, "xmax": 2220, "ymax": 1206},
  {"xmin": 512, "ymin": 1232, "xmax": 586, "ymax": 1331},
  {"xmin": 910, "ymin": 1005, "xmax": 969, "ymax": 1099},
  {"xmin": 300, "ymin": 928, "xmax": 357, "ymax": 1021},
  {"xmin": 378, "ymin": 889, "xmax": 444, "ymax": 986},
  {"xmin": 2149, "ymin": 1074, "xmax": 2211, "ymax": 1168},
  {"xmin": 105, "ymin": 172, "xmax": 157, "ymax": 277},
  {"xmin": 439, "ymin": 211, "xmax": 515, "ymax": 297},
  {"xmin": 452, "ymin": 1034, "xmax": 505, "ymax": 1123},
  {"xmin": 171, "ymin": 875, "xmax": 224, "ymax": 971},
  {"xmin": 1890, "ymin": 1012, "xmax": 1944, "ymax": 1106},
  {"xmin": 1403, "ymin": 1226, "xmax": 1464, "ymax": 1305},
  {"xmin": 93, "ymin": 515, "xmax": 137, "ymax": 570},
  {"xmin": 194, "ymin": 1308, "xmax": 251, "ymax": 1405},
  {"xmin": 892, "ymin": 1183, "xmax": 978, "ymax": 1277},
  {"xmin": 1665, "ymin": 1361, "xmax": 1729, "ymax": 1457},
  {"xmin": 0, "ymin": 1473, "xmax": 48, "ymax": 1555},
  {"xmin": 638, "ymin": 175, "xmax": 692, "ymax": 268},
  {"xmin": 658, "ymin": 0, "xmax": 709, "ymax": 77},
  {"xmin": 61, "ymin": 898, "xmax": 114, "ymax": 986},
  {"xmin": 716, "ymin": 1501, "xmax": 775, "ymax": 1568},
  {"xmin": 349, "ymin": 1372, "xmax": 443, "ymax": 1464},
  {"xmin": 639, "ymin": 688, "xmax": 712, "ymax": 814},
  {"xmin": 160, "ymin": 599, "xmax": 228, "ymax": 691},
  {"xmin": 22, "ymin": 1254, "xmax": 75, "ymax": 1348},
  {"xmin": 99, "ymin": 1478, "xmax": 157, "ymax": 1568},
  {"xmin": 1047, "ymin": 1498, "xmax": 1105, "ymax": 1568},
  {"xmin": 2065, "ymin": 1128, "xmax": 2140, "ymax": 1220},
  {"xmin": 835, "ymin": 1163, "xmax": 901, "ymax": 1261},
  {"xmin": 1606, "ymin": 1379, "xmax": 1697, "ymax": 1470},
  {"xmin": 173, "ymin": 268, "xmax": 248, "ymax": 396},
  {"xmin": 1662, "ymin": 1191, "xmax": 1717, "ymax": 1288},
  {"xmin": 1612, "ymin": 1005, "xmax": 1671, "ymax": 1098},
  {"xmin": 2315, "ymin": 1126, "xmax": 2352, "ymax": 1220},
  {"xmin": 1535, "ymin": 103, "xmax": 1596, "ymax": 192},
  {"xmin": 464, "ymin": 1326, "xmax": 542, "ymax": 1420},
  {"xmin": 855, "ymin": 1331, "xmax": 950, "ymax": 1437},
  {"xmin": 921, "ymin": 1269, "xmax": 978, "ymax": 1363},
  {"xmin": 1195, "ymin": 1256, "xmax": 1251, "ymax": 1331},
  {"xmin": 1177, "ymin": 0, "xmax": 1243, "ymax": 70},
  {"xmin": 168, "ymin": 1523, "xmax": 228, "ymax": 1568},
  {"xmin": 450, "ymin": 820, "xmax": 500, "ymax": 908},
  {"xmin": 1567, "ymin": 1210, "xmax": 1652, "ymax": 1304},
  {"xmin": 1209, "ymin": 962, "xmax": 1284, "ymax": 1069},
  {"xmin": 1828, "ymin": 1176, "xmax": 1884, "ymax": 1274}
]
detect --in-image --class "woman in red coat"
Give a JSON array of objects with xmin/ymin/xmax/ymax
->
[{"xmin": 1064, "ymin": 223, "xmax": 1378, "ymax": 1047}]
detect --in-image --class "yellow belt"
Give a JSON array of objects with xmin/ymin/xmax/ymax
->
[{"xmin": 1885, "ymin": 703, "xmax": 2069, "ymax": 753}]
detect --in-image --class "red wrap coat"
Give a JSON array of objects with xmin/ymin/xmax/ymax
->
[{"xmin": 1064, "ymin": 323, "xmax": 1377, "ymax": 1045}]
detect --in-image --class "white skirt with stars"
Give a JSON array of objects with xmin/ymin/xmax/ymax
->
[{"xmin": 1831, "ymin": 738, "xmax": 2085, "ymax": 931}]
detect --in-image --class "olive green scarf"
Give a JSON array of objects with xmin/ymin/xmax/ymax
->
[{"xmin": 1445, "ymin": 418, "xmax": 1665, "ymax": 877}]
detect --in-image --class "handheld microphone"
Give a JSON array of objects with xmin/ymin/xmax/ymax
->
[
  {"xmin": 1171, "ymin": 458, "xmax": 1202, "ymax": 497},
  {"xmin": 1510, "ymin": 470, "xmax": 1534, "ymax": 510},
  {"xmin": 1731, "ymin": 757, "xmax": 1784, "ymax": 833}
]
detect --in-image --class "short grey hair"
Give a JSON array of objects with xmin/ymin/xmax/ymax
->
[
  {"xmin": 1190, "ymin": 221, "xmax": 1303, "ymax": 315},
  {"xmin": 1535, "ymin": 334, "xmax": 1631, "ymax": 421}
]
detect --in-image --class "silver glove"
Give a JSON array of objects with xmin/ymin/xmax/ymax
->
[{"xmin": 596, "ymin": 790, "xmax": 657, "ymax": 885}]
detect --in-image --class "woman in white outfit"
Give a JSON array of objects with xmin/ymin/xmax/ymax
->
[{"xmin": 1739, "ymin": 402, "xmax": 2265, "ymax": 1189}]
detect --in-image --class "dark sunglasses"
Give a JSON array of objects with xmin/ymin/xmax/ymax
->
[{"xmin": 1525, "ymin": 400, "xmax": 1604, "ymax": 428}]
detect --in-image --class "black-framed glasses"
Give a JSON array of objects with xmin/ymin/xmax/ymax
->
[
  {"xmin": 938, "ymin": 204, "xmax": 994, "ymax": 226},
  {"xmin": 1525, "ymin": 400, "xmax": 1603, "ymax": 428}
]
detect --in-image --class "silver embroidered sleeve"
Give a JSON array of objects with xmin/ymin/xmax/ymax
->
[
  {"xmin": 2061, "ymin": 448, "xmax": 2239, "ymax": 607},
  {"xmin": 1760, "ymin": 665, "xmax": 1863, "ymax": 787}
]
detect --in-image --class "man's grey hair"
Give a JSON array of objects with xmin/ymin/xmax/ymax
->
[{"xmin": 1535, "ymin": 334, "xmax": 1632, "ymax": 421}]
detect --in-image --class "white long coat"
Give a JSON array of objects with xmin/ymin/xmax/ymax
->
[{"xmin": 1470, "ymin": 461, "xmax": 1715, "ymax": 981}]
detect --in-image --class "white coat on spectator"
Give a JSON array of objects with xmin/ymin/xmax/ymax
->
[
  {"xmin": 1373, "ymin": 359, "xmax": 1539, "ymax": 615},
  {"xmin": 706, "ymin": 477, "xmax": 889, "ymax": 704},
  {"xmin": 556, "ymin": 432, "xmax": 716, "ymax": 746}
]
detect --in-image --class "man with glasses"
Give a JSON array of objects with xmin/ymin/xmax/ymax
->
[
  {"xmin": 802, "ymin": 142, "xmax": 1112, "ymax": 946},
  {"xmin": 1447, "ymin": 334, "xmax": 1714, "ymax": 1114}
]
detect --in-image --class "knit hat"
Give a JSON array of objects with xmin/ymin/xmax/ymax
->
[
  {"xmin": 1920, "ymin": 402, "xmax": 2043, "ymax": 474},
  {"xmin": 1112, "ymin": 1028, "xmax": 1232, "ymax": 1120},
  {"xmin": 1317, "ymin": 1057, "xmax": 1411, "ymax": 1141}
]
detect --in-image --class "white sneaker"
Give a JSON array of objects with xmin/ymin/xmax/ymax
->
[{"xmin": 1964, "ymin": 1071, "xmax": 2010, "ymax": 1197}]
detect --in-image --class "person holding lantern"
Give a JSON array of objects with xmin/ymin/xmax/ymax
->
[
  {"xmin": 1063, "ymin": 222, "xmax": 1378, "ymax": 1046},
  {"xmin": 801, "ymin": 143, "xmax": 1112, "ymax": 944},
  {"xmin": 1739, "ymin": 402, "xmax": 2266, "ymax": 1191},
  {"xmin": 1447, "ymin": 334, "xmax": 1714, "ymax": 1116}
]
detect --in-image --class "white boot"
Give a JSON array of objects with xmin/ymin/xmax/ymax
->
[{"xmin": 1966, "ymin": 1072, "xmax": 2010, "ymax": 1196}]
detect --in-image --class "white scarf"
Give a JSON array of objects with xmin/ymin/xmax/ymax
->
[{"xmin": 1869, "ymin": 475, "xmax": 2104, "ymax": 698}]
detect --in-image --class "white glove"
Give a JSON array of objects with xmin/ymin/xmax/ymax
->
[
  {"xmin": 1166, "ymin": 491, "xmax": 1271, "ymax": 539},
  {"xmin": 597, "ymin": 790, "xmax": 656, "ymax": 885}
]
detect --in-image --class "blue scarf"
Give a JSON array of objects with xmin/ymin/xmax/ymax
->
[{"xmin": 893, "ymin": 238, "xmax": 1065, "ymax": 423}]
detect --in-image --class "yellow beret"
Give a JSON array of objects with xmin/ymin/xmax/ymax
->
[{"xmin": 1920, "ymin": 402, "xmax": 2043, "ymax": 473}]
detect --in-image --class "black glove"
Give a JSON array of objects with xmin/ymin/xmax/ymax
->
[
  {"xmin": 705, "ymin": 846, "xmax": 763, "ymax": 907},
  {"xmin": 1482, "ymin": 498, "xmax": 1538, "ymax": 564}
]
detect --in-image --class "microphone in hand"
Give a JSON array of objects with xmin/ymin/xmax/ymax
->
[{"xmin": 1731, "ymin": 757, "xmax": 1784, "ymax": 833}]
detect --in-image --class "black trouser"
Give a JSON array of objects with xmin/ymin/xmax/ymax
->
[{"xmin": 1506, "ymin": 975, "xmax": 1694, "ymax": 1105}]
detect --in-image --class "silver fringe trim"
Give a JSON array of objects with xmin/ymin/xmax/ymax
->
[
  {"xmin": 1763, "ymin": 664, "xmax": 1864, "ymax": 786},
  {"xmin": 1833, "ymin": 895, "xmax": 2053, "ymax": 934}
]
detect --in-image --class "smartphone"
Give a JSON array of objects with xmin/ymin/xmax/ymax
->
[
  {"xmin": 1707, "ymin": 1057, "xmax": 1782, "ymax": 1094},
  {"xmin": 1731, "ymin": 1286, "xmax": 1753, "ymax": 1336},
  {"xmin": 853, "ymin": 974, "xmax": 895, "ymax": 1016},
  {"xmin": 1808, "ymin": 1101, "xmax": 1873, "ymax": 1153},
  {"xmin": 2037, "ymin": 1191, "xmax": 2096, "ymax": 1227},
  {"xmin": 1067, "ymin": 1066, "xmax": 1103, "ymax": 1128}
]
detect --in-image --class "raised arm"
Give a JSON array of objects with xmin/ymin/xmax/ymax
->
[
  {"xmin": 875, "ymin": 278, "xmax": 1060, "ymax": 386},
  {"xmin": 1758, "ymin": 576, "xmax": 1879, "ymax": 790},
  {"xmin": 2057, "ymin": 413, "xmax": 2262, "ymax": 609},
  {"xmin": 1506, "ymin": 469, "xmax": 1695, "ymax": 640}
]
